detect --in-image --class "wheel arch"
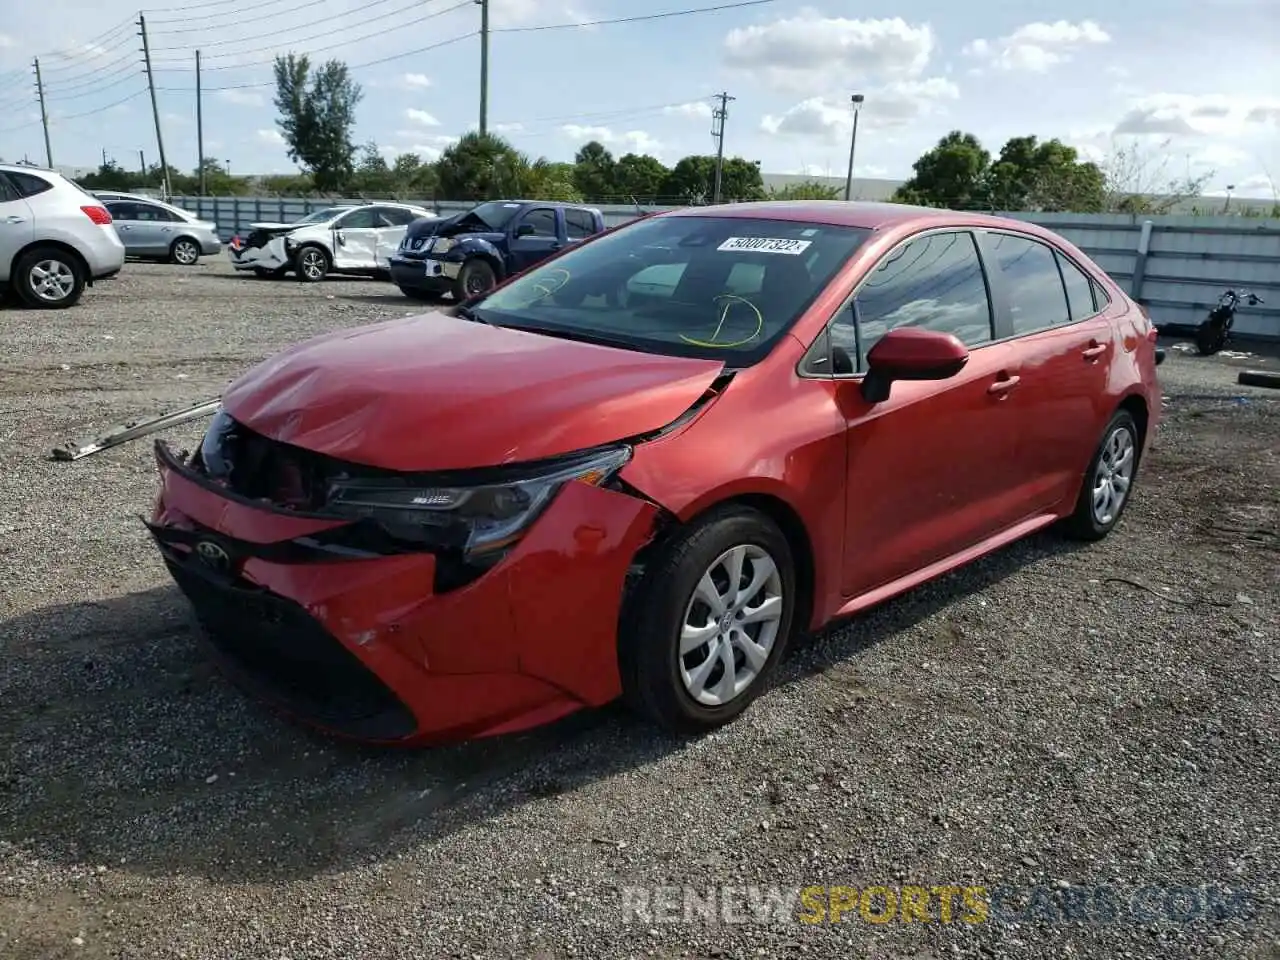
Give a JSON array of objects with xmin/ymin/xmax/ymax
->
[
  {"xmin": 1116, "ymin": 391, "xmax": 1149, "ymax": 455},
  {"xmin": 10, "ymin": 240, "xmax": 90, "ymax": 286},
  {"xmin": 631, "ymin": 480, "xmax": 820, "ymax": 637}
]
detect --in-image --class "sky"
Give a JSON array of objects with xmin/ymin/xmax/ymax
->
[{"xmin": 0, "ymin": 0, "xmax": 1277, "ymax": 198}]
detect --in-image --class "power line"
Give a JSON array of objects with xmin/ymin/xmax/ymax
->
[
  {"xmin": 148, "ymin": 0, "xmax": 318, "ymax": 28},
  {"xmin": 150, "ymin": 0, "xmax": 433, "ymax": 50},
  {"xmin": 156, "ymin": 31, "xmax": 479, "ymax": 92},
  {"xmin": 151, "ymin": 0, "xmax": 470, "ymax": 68},
  {"xmin": 493, "ymin": 0, "xmax": 781, "ymax": 33}
]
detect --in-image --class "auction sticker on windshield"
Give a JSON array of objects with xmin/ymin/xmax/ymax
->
[{"xmin": 717, "ymin": 237, "xmax": 813, "ymax": 255}]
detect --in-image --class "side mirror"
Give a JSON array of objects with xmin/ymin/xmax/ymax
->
[
  {"xmin": 861, "ymin": 328, "xmax": 969, "ymax": 403},
  {"xmin": 515, "ymin": 224, "xmax": 536, "ymax": 238}
]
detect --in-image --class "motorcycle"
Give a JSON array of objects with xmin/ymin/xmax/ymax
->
[{"xmin": 1195, "ymin": 288, "xmax": 1263, "ymax": 356}]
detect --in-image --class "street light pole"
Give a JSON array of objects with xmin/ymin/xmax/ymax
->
[{"xmin": 843, "ymin": 93, "xmax": 864, "ymax": 202}]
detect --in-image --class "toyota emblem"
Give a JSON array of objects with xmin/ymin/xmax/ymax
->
[{"xmin": 194, "ymin": 539, "xmax": 231, "ymax": 572}]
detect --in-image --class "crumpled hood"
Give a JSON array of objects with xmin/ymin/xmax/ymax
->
[{"xmin": 221, "ymin": 312, "xmax": 726, "ymax": 472}]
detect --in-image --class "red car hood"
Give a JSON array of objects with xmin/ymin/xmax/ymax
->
[{"xmin": 221, "ymin": 312, "xmax": 725, "ymax": 471}]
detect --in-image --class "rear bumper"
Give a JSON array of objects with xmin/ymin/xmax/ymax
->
[{"xmin": 148, "ymin": 441, "xmax": 660, "ymax": 746}]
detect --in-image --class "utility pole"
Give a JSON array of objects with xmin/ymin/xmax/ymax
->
[
  {"xmin": 138, "ymin": 13, "xmax": 170, "ymax": 197},
  {"xmin": 711, "ymin": 91, "xmax": 734, "ymax": 204},
  {"xmin": 103, "ymin": 147, "xmax": 108, "ymax": 166},
  {"xmin": 843, "ymin": 93, "xmax": 865, "ymax": 202},
  {"xmin": 139, "ymin": 149, "xmax": 146, "ymax": 175},
  {"xmin": 476, "ymin": 0, "xmax": 489, "ymax": 135},
  {"xmin": 196, "ymin": 49, "xmax": 206, "ymax": 194},
  {"xmin": 33, "ymin": 58, "xmax": 53, "ymax": 168}
]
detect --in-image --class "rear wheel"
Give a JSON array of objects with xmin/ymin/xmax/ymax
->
[
  {"xmin": 294, "ymin": 244, "xmax": 330, "ymax": 282},
  {"xmin": 451, "ymin": 258, "xmax": 497, "ymax": 301},
  {"xmin": 14, "ymin": 247, "xmax": 86, "ymax": 309},
  {"xmin": 1061, "ymin": 409, "xmax": 1140, "ymax": 541},
  {"xmin": 619, "ymin": 505, "xmax": 796, "ymax": 735},
  {"xmin": 170, "ymin": 237, "xmax": 201, "ymax": 265},
  {"xmin": 1194, "ymin": 321, "xmax": 1226, "ymax": 355}
]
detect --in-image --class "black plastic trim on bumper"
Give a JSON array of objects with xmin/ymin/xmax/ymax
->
[
  {"xmin": 156, "ymin": 539, "xmax": 419, "ymax": 741},
  {"xmin": 1155, "ymin": 348, "xmax": 1166, "ymax": 366}
]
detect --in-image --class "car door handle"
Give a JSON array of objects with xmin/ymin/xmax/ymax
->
[
  {"xmin": 1082, "ymin": 341, "xmax": 1107, "ymax": 359},
  {"xmin": 4, "ymin": 215, "xmax": 25, "ymax": 224},
  {"xmin": 988, "ymin": 374, "xmax": 1021, "ymax": 395}
]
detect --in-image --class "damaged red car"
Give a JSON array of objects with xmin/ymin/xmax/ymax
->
[{"xmin": 147, "ymin": 200, "xmax": 1163, "ymax": 745}]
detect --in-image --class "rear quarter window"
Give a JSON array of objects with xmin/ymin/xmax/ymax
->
[{"xmin": 6, "ymin": 171, "xmax": 54, "ymax": 198}]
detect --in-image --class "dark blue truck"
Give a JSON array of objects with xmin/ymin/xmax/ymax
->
[{"xmin": 388, "ymin": 200, "xmax": 607, "ymax": 301}]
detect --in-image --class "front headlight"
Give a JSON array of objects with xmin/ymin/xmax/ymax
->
[
  {"xmin": 432, "ymin": 237, "xmax": 458, "ymax": 253},
  {"xmin": 324, "ymin": 445, "xmax": 632, "ymax": 561}
]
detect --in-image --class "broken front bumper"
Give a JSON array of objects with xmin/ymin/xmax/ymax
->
[
  {"xmin": 148, "ymin": 441, "xmax": 659, "ymax": 745},
  {"xmin": 388, "ymin": 255, "xmax": 462, "ymax": 291},
  {"xmin": 229, "ymin": 240, "xmax": 287, "ymax": 272}
]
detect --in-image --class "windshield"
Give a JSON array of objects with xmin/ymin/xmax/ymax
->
[
  {"xmin": 473, "ymin": 215, "xmax": 872, "ymax": 362},
  {"xmin": 296, "ymin": 207, "xmax": 350, "ymax": 225},
  {"xmin": 462, "ymin": 201, "xmax": 524, "ymax": 231}
]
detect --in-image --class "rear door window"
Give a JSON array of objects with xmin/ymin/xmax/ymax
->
[
  {"xmin": 985, "ymin": 232, "xmax": 1071, "ymax": 336},
  {"xmin": 336, "ymin": 208, "xmax": 378, "ymax": 229},
  {"xmin": 105, "ymin": 201, "xmax": 139, "ymax": 220},
  {"xmin": 564, "ymin": 208, "xmax": 597, "ymax": 240},
  {"xmin": 1056, "ymin": 251, "xmax": 1099, "ymax": 322}
]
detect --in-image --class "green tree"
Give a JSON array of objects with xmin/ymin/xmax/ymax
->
[
  {"xmin": 272, "ymin": 53, "xmax": 363, "ymax": 192},
  {"xmin": 614, "ymin": 153, "xmax": 669, "ymax": 201},
  {"xmin": 436, "ymin": 131, "xmax": 522, "ymax": 200},
  {"xmin": 662, "ymin": 155, "xmax": 765, "ymax": 202},
  {"xmin": 985, "ymin": 135, "xmax": 1104, "ymax": 212},
  {"xmin": 892, "ymin": 131, "xmax": 991, "ymax": 209},
  {"xmin": 572, "ymin": 141, "xmax": 616, "ymax": 200},
  {"xmin": 769, "ymin": 179, "xmax": 842, "ymax": 200}
]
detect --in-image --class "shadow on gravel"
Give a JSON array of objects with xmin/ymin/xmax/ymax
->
[{"xmin": 0, "ymin": 530, "xmax": 1082, "ymax": 884}]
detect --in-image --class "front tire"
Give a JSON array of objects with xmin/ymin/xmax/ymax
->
[
  {"xmin": 1194, "ymin": 321, "xmax": 1225, "ymax": 356},
  {"xmin": 619, "ymin": 505, "xmax": 797, "ymax": 735},
  {"xmin": 1061, "ymin": 409, "xmax": 1140, "ymax": 542},
  {"xmin": 14, "ymin": 247, "xmax": 86, "ymax": 309},
  {"xmin": 294, "ymin": 244, "xmax": 330, "ymax": 282},
  {"xmin": 170, "ymin": 237, "xmax": 201, "ymax": 265},
  {"xmin": 451, "ymin": 258, "xmax": 497, "ymax": 301}
]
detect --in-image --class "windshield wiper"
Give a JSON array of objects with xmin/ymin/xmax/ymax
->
[{"xmin": 454, "ymin": 304, "xmax": 496, "ymax": 326}]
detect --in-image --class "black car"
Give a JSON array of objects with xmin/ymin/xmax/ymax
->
[{"xmin": 388, "ymin": 200, "xmax": 607, "ymax": 301}]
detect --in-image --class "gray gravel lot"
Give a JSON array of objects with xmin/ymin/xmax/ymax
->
[{"xmin": 1, "ymin": 259, "xmax": 1277, "ymax": 960}]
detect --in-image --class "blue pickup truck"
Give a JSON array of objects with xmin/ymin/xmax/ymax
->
[{"xmin": 388, "ymin": 200, "xmax": 607, "ymax": 301}]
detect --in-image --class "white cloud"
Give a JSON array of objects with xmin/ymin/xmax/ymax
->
[
  {"xmin": 663, "ymin": 100, "xmax": 713, "ymax": 120},
  {"xmin": 217, "ymin": 89, "xmax": 265, "ymax": 107},
  {"xmin": 0, "ymin": 32, "xmax": 14, "ymax": 48},
  {"xmin": 405, "ymin": 108, "xmax": 440, "ymax": 127},
  {"xmin": 761, "ymin": 78, "xmax": 959, "ymax": 141},
  {"xmin": 560, "ymin": 124, "xmax": 662, "ymax": 155},
  {"xmin": 1223, "ymin": 173, "xmax": 1276, "ymax": 199},
  {"xmin": 256, "ymin": 129, "xmax": 285, "ymax": 145},
  {"xmin": 1112, "ymin": 93, "xmax": 1280, "ymax": 137},
  {"xmin": 723, "ymin": 15, "xmax": 935, "ymax": 93},
  {"xmin": 382, "ymin": 133, "xmax": 459, "ymax": 161},
  {"xmin": 492, "ymin": 122, "xmax": 524, "ymax": 134},
  {"xmin": 162, "ymin": 112, "xmax": 189, "ymax": 125},
  {"xmin": 403, "ymin": 73, "xmax": 431, "ymax": 89},
  {"xmin": 489, "ymin": 0, "xmax": 594, "ymax": 28},
  {"xmin": 963, "ymin": 20, "xmax": 1110, "ymax": 73}
]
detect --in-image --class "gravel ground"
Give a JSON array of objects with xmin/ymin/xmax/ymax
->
[{"xmin": 1, "ymin": 259, "xmax": 1277, "ymax": 960}]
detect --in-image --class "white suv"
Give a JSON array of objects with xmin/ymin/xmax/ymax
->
[
  {"xmin": 0, "ymin": 164, "xmax": 126, "ymax": 308},
  {"xmin": 228, "ymin": 202, "xmax": 435, "ymax": 281}
]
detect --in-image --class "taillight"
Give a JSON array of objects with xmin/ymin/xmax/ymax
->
[{"xmin": 81, "ymin": 205, "xmax": 112, "ymax": 225}]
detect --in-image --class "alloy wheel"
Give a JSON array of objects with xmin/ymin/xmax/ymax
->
[
  {"xmin": 679, "ymin": 544, "xmax": 784, "ymax": 707},
  {"xmin": 301, "ymin": 249, "xmax": 325, "ymax": 280},
  {"xmin": 174, "ymin": 240, "xmax": 199, "ymax": 265},
  {"xmin": 29, "ymin": 259, "xmax": 75, "ymax": 303},
  {"xmin": 1092, "ymin": 424, "xmax": 1135, "ymax": 525}
]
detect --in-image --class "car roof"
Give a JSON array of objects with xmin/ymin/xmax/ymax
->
[
  {"xmin": 0, "ymin": 163, "xmax": 62, "ymax": 177},
  {"xmin": 657, "ymin": 199, "xmax": 1039, "ymax": 234}
]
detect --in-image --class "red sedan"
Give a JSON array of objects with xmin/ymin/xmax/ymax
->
[{"xmin": 147, "ymin": 200, "xmax": 1163, "ymax": 745}]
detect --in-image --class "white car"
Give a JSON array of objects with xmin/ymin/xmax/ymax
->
[
  {"xmin": 0, "ymin": 163, "xmax": 126, "ymax": 309},
  {"xmin": 228, "ymin": 202, "xmax": 436, "ymax": 282}
]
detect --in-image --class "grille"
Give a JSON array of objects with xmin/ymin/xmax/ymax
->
[{"xmin": 166, "ymin": 554, "xmax": 418, "ymax": 741}]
